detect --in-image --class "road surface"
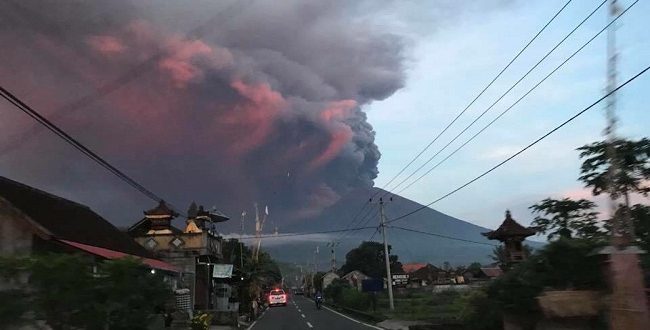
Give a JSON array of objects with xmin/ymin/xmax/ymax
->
[{"xmin": 249, "ymin": 295, "xmax": 380, "ymax": 330}]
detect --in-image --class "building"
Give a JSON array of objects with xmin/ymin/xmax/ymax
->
[
  {"xmin": 408, "ymin": 264, "xmax": 451, "ymax": 287},
  {"xmin": 482, "ymin": 210, "xmax": 537, "ymax": 264},
  {"xmin": 0, "ymin": 176, "xmax": 178, "ymax": 273},
  {"xmin": 128, "ymin": 201, "xmax": 229, "ymax": 310},
  {"xmin": 322, "ymin": 272, "xmax": 340, "ymax": 290},
  {"xmin": 402, "ymin": 263, "xmax": 427, "ymax": 273},
  {"xmin": 341, "ymin": 270, "xmax": 370, "ymax": 291}
]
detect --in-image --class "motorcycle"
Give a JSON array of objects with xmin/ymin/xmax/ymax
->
[{"xmin": 315, "ymin": 296, "xmax": 323, "ymax": 310}]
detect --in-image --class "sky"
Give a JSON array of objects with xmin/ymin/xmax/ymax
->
[
  {"xmin": 0, "ymin": 0, "xmax": 648, "ymax": 239},
  {"xmin": 367, "ymin": 0, "xmax": 650, "ymax": 233}
]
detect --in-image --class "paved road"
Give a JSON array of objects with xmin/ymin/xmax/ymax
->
[{"xmin": 249, "ymin": 295, "xmax": 380, "ymax": 330}]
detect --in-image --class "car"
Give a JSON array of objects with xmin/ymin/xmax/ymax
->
[
  {"xmin": 268, "ymin": 289, "xmax": 287, "ymax": 306},
  {"xmin": 293, "ymin": 287, "xmax": 304, "ymax": 295}
]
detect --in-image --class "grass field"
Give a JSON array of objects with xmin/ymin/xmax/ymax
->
[{"xmin": 373, "ymin": 289, "xmax": 464, "ymax": 322}]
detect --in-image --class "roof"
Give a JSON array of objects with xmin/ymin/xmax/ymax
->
[
  {"xmin": 410, "ymin": 264, "xmax": 444, "ymax": 278},
  {"xmin": 482, "ymin": 210, "xmax": 537, "ymax": 240},
  {"xmin": 127, "ymin": 217, "xmax": 183, "ymax": 237},
  {"xmin": 479, "ymin": 267, "xmax": 503, "ymax": 278},
  {"xmin": 144, "ymin": 201, "xmax": 178, "ymax": 217},
  {"xmin": 402, "ymin": 263, "xmax": 427, "ymax": 273},
  {"xmin": 0, "ymin": 176, "xmax": 153, "ymax": 258},
  {"xmin": 342, "ymin": 270, "xmax": 370, "ymax": 280},
  {"xmin": 59, "ymin": 239, "xmax": 179, "ymax": 273}
]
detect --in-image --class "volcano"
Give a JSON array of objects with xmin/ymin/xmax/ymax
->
[{"xmin": 249, "ymin": 187, "xmax": 521, "ymax": 268}]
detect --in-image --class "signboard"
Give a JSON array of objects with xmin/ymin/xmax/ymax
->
[
  {"xmin": 391, "ymin": 274, "xmax": 409, "ymax": 287},
  {"xmin": 212, "ymin": 264, "xmax": 233, "ymax": 278},
  {"xmin": 361, "ymin": 279, "xmax": 384, "ymax": 292}
]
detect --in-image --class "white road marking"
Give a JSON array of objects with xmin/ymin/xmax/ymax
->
[
  {"xmin": 306, "ymin": 322, "xmax": 313, "ymax": 328},
  {"xmin": 301, "ymin": 314, "xmax": 306, "ymax": 318},
  {"xmin": 246, "ymin": 307, "xmax": 268, "ymax": 330},
  {"xmin": 322, "ymin": 305, "xmax": 383, "ymax": 329}
]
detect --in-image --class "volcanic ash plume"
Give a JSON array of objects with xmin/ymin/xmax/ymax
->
[{"xmin": 0, "ymin": 0, "xmax": 405, "ymax": 224}]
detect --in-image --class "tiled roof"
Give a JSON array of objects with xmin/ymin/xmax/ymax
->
[
  {"xmin": 480, "ymin": 267, "xmax": 503, "ymax": 278},
  {"xmin": 0, "ymin": 176, "xmax": 153, "ymax": 258},
  {"xmin": 482, "ymin": 210, "xmax": 537, "ymax": 240},
  {"xmin": 402, "ymin": 263, "xmax": 427, "ymax": 273}
]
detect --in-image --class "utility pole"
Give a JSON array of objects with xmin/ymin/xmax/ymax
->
[
  {"xmin": 602, "ymin": 1, "xmax": 649, "ymax": 328},
  {"xmin": 379, "ymin": 197, "xmax": 395, "ymax": 311},
  {"xmin": 327, "ymin": 241, "xmax": 339, "ymax": 272},
  {"xmin": 240, "ymin": 211, "xmax": 246, "ymax": 271}
]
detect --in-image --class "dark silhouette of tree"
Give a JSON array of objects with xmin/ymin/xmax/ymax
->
[
  {"xmin": 339, "ymin": 241, "xmax": 401, "ymax": 278},
  {"xmin": 490, "ymin": 245, "xmax": 507, "ymax": 266},
  {"xmin": 578, "ymin": 138, "xmax": 650, "ymax": 239},
  {"xmin": 187, "ymin": 201, "xmax": 199, "ymax": 218},
  {"xmin": 530, "ymin": 198, "xmax": 603, "ymax": 240},
  {"xmin": 577, "ymin": 138, "xmax": 650, "ymax": 198}
]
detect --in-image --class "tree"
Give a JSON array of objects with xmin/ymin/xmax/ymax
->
[
  {"xmin": 529, "ymin": 198, "xmax": 603, "ymax": 240},
  {"xmin": 339, "ymin": 241, "xmax": 401, "ymax": 278},
  {"xmin": 467, "ymin": 262, "xmax": 482, "ymax": 275},
  {"xmin": 490, "ymin": 245, "xmax": 507, "ymax": 266},
  {"xmin": 578, "ymin": 138, "xmax": 650, "ymax": 239},
  {"xmin": 577, "ymin": 138, "xmax": 650, "ymax": 198},
  {"xmin": 0, "ymin": 254, "xmax": 172, "ymax": 330}
]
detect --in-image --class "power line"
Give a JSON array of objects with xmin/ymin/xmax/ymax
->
[
  {"xmin": 236, "ymin": 225, "xmax": 378, "ymax": 240},
  {"xmin": 378, "ymin": 0, "xmax": 575, "ymax": 194},
  {"xmin": 389, "ymin": 226, "xmax": 497, "ymax": 247},
  {"xmin": 0, "ymin": 86, "xmax": 185, "ymax": 215},
  {"xmin": 388, "ymin": 0, "xmax": 609, "ymax": 195},
  {"xmin": 368, "ymin": 227, "xmax": 380, "ymax": 242},
  {"xmin": 395, "ymin": 0, "xmax": 638, "ymax": 195},
  {"xmin": 389, "ymin": 226, "xmax": 497, "ymax": 246},
  {"xmin": 0, "ymin": 0, "xmax": 252, "ymax": 157},
  {"xmin": 335, "ymin": 197, "xmax": 372, "ymax": 241},
  {"xmin": 386, "ymin": 63, "xmax": 650, "ymax": 225}
]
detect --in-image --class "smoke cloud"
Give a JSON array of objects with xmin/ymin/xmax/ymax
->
[{"xmin": 0, "ymin": 0, "xmax": 405, "ymax": 228}]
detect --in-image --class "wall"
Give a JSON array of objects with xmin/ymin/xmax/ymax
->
[{"xmin": 0, "ymin": 197, "xmax": 33, "ymax": 256}]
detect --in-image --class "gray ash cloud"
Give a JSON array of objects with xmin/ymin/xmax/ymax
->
[{"xmin": 0, "ymin": 0, "xmax": 405, "ymax": 228}]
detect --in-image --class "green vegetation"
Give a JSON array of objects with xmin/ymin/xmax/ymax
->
[
  {"xmin": 530, "ymin": 198, "xmax": 603, "ymax": 240},
  {"xmin": 339, "ymin": 241, "xmax": 403, "ymax": 278},
  {"xmin": 0, "ymin": 254, "xmax": 172, "ymax": 330}
]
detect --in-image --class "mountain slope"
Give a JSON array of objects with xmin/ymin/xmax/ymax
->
[{"xmin": 258, "ymin": 187, "xmax": 537, "ymax": 268}]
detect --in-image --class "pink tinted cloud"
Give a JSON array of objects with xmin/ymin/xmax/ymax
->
[
  {"xmin": 309, "ymin": 125, "xmax": 353, "ymax": 169},
  {"xmin": 320, "ymin": 99, "xmax": 357, "ymax": 123},
  {"xmin": 214, "ymin": 80, "xmax": 287, "ymax": 156},
  {"xmin": 86, "ymin": 36, "xmax": 126, "ymax": 55},
  {"xmin": 159, "ymin": 37, "xmax": 233, "ymax": 87}
]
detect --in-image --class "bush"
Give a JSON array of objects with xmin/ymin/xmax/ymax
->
[
  {"xmin": 324, "ymin": 278, "xmax": 350, "ymax": 304},
  {"xmin": 191, "ymin": 313, "xmax": 213, "ymax": 330},
  {"xmin": 456, "ymin": 289, "xmax": 501, "ymax": 330},
  {"xmin": 340, "ymin": 288, "xmax": 371, "ymax": 310},
  {"xmin": 0, "ymin": 254, "xmax": 173, "ymax": 330},
  {"xmin": 486, "ymin": 238, "xmax": 607, "ymax": 320}
]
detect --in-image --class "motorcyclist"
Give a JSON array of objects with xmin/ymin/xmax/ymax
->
[{"xmin": 314, "ymin": 290, "xmax": 323, "ymax": 309}]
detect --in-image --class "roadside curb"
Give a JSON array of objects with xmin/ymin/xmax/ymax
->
[{"xmin": 245, "ymin": 306, "xmax": 269, "ymax": 330}]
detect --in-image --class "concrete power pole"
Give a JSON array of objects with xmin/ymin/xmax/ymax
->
[
  {"xmin": 603, "ymin": 1, "xmax": 649, "ymax": 328},
  {"xmin": 240, "ymin": 211, "xmax": 246, "ymax": 271},
  {"xmin": 328, "ymin": 241, "xmax": 339, "ymax": 272},
  {"xmin": 379, "ymin": 197, "xmax": 395, "ymax": 311}
]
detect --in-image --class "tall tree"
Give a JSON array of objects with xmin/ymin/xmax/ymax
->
[
  {"xmin": 339, "ymin": 241, "xmax": 401, "ymax": 278},
  {"xmin": 577, "ymin": 138, "xmax": 650, "ymax": 198},
  {"xmin": 578, "ymin": 138, "xmax": 650, "ymax": 238},
  {"xmin": 530, "ymin": 198, "xmax": 603, "ymax": 240}
]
